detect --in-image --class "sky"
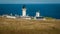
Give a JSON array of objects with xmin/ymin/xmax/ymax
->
[{"xmin": 0, "ymin": 0, "xmax": 60, "ymax": 4}]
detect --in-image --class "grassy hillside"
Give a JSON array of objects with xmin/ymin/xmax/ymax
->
[{"xmin": 0, "ymin": 17, "xmax": 60, "ymax": 34}]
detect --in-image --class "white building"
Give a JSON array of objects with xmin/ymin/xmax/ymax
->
[
  {"xmin": 22, "ymin": 5, "xmax": 27, "ymax": 17},
  {"xmin": 6, "ymin": 15, "xmax": 16, "ymax": 19},
  {"xmin": 36, "ymin": 11, "xmax": 40, "ymax": 17},
  {"xmin": 2, "ymin": 14, "xmax": 16, "ymax": 19},
  {"xmin": 34, "ymin": 10, "xmax": 46, "ymax": 20},
  {"xmin": 21, "ymin": 5, "xmax": 31, "ymax": 20}
]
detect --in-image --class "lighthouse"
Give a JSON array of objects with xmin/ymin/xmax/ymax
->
[{"xmin": 22, "ymin": 5, "xmax": 26, "ymax": 17}]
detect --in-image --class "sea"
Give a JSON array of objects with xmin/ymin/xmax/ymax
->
[{"xmin": 0, "ymin": 4, "xmax": 60, "ymax": 19}]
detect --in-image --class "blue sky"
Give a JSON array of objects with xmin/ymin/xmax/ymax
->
[{"xmin": 0, "ymin": 0, "xmax": 60, "ymax": 4}]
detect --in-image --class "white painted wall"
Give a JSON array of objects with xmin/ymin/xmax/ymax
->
[
  {"xmin": 22, "ymin": 8, "xmax": 26, "ymax": 17},
  {"xmin": 6, "ymin": 16, "xmax": 16, "ymax": 19},
  {"xmin": 36, "ymin": 12, "xmax": 40, "ymax": 17}
]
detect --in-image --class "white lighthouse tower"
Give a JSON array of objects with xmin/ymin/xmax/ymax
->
[{"xmin": 22, "ymin": 5, "xmax": 26, "ymax": 17}]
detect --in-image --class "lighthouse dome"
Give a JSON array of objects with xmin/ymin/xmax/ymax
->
[{"xmin": 22, "ymin": 5, "xmax": 26, "ymax": 9}]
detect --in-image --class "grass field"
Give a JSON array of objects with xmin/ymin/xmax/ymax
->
[{"xmin": 0, "ymin": 17, "xmax": 60, "ymax": 34}]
